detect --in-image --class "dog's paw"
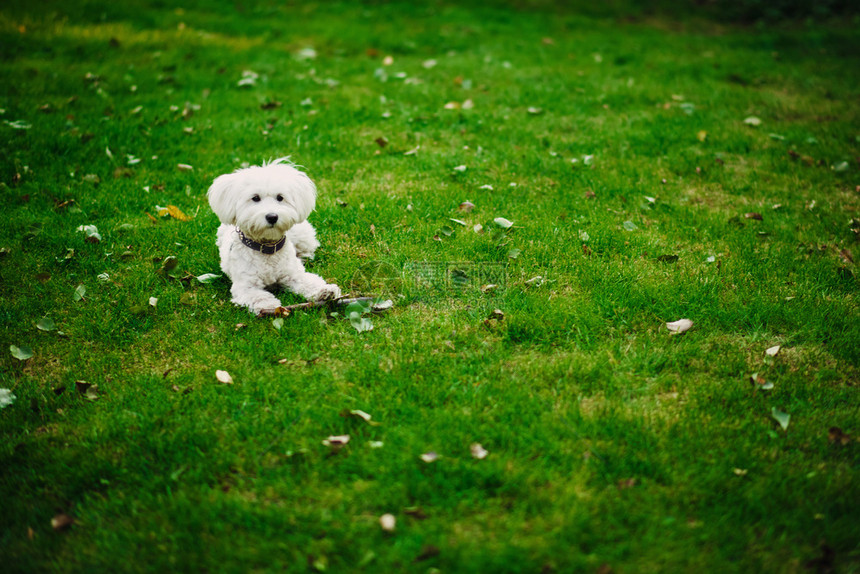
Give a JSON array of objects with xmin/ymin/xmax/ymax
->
[{"xmin": 314, "ymin": 283, "xmax": 341, "ymax": 302}]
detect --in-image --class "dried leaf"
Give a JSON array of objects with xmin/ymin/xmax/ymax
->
[
  {"xmin": 470, "ymin": 443, "xmax": 489, "ymax": 459},
  {"xmin": 322, "ymin": 435, "xmax": 350, "ymax": 447},
  {"xmin": 215, "ymin": 370, "xmax": 233, "ymax": 384},
  {"xmin": 765, "ymin": 345, "xmax": 781, "ymax": 357},
  {"xmin": 666, "ymin": 319, "xmax": 693, "ymax": 334},
  {"xmin": 176, "ymin": 164, "xmax": 193, "ymax": 172},
  {"xmin": 750, "ymin": 373, "xmax": 773, "ymax": 390},
  {"xmin": 157, "ymin": 205, "xmax": 191, "ymax": 221},
  {"xmin": 51, "ymin": 514, "xmax": 74, "ymax": 531},
  {"xmin": 419, "ymin": 451, "xmax": 439, "ymax": 463},
  {"xmin": 379, "ymin": 513, "xmax": 396, "ymax": 532},
  {"xmin": 459, "ymin": 201, "xmax": 475, "ymax": 212},
  {"xmin": 828, "ymin": 427, "xmax": 851, "ymax": 446},
  {"xmin": 493, "ymin": 217, "xmax": 513, "ymax": 229},
  {"xmin": 743, "ymin": 116, "xmax": 762, "ymax": 127},
  {"xmin": 744, "ymin": 212, "xmax": 763, "ymax": 221}
]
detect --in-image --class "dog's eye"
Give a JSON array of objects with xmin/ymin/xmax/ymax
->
[
  {"xmin": 251, "ymin": 195, "xmax": 261, "ymax": 202},
  {"xmin": 276, "ymin": 194, "xmax": 284, "ymax": 202}
]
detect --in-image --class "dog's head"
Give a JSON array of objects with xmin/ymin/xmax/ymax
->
[{"xmin": 207, "ymin": 157, "xmax": 317, "ymax": 242}]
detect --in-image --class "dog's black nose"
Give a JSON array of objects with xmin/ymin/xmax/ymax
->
[{"xmin": 265, "ymin": 213, "xmax": 279, "ymax": 225}]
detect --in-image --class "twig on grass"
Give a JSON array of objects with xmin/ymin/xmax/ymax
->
[{"xmin": 257, "ymin": 296, "xmax": 393, "ymax": 318}]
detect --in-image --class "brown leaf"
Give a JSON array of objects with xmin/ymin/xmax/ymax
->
[
  {"xmin": 828, "ymin": 427, "xmax": 851, "ymax": 446},
  {"xmin": 51, "ymin": 513, "xmax": 74, "ymax": 531},
  {"xmin": 744, "ymin": 212, "xmax": 763, "ymax": 221},
  {"xmin": 375, "ymin": 137, "xmax": 388, "ymax": 148},
  {"xmin": 415, "ymin": 545, "xmax": 440, "ymax": 562},
  {"xmin": 404, "ymin": 506, "xmax": 427, "ymax": 519},
  {"xmin": 260, "ymin": 101, "xmax": 282, "ymax": 110}
]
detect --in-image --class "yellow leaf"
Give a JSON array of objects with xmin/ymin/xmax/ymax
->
[
  {"xmin": 697, "ymin": 130, "xmax": 708, "ymax": 142},
  {"xmin": 167, "ymin": 205, "xmax": 191, "ymax": 221}
]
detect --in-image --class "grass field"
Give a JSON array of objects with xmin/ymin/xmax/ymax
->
[{"xmin": 1, "ymin": 1, "xmax": 859, "ymax": 572}]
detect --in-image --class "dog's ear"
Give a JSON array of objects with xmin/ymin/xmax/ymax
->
[
  {"xmin": 290, "ymin": 171, "xmax": 318, "ymax": 222},
  {"xmin": 207, "ymin": 172, "xmax": 238, "ymax": 224}
]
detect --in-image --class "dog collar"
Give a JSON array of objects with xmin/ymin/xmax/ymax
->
[{"xmin": 236, "ymin": 229, "xmax": 286, "ymax": 254}]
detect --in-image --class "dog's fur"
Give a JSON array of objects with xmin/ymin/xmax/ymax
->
[{"xmin": 207, "ymin": 158, "xmax": 341, "ymax": 314}]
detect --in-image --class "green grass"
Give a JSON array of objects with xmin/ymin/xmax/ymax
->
[{"xmin": 1, "ymin": 1, "xmax": 859, "ymax": 572}]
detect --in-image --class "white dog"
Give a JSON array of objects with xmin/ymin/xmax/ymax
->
[{"xmin": 207, "ymin": 158, "xmax": 341, "ymax": 314}]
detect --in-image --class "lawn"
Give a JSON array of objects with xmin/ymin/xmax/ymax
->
[{"xmin": 1, "ymin": 0, "xmax": 859, "ymax": 572}]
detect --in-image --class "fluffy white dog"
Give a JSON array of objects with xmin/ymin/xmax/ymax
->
[{"xmin": 207, "ymin": 158, "xmax": 341, "ymax": 314}]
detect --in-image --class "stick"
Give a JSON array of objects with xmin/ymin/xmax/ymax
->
[{"xmin": 257, "ymin": 296, "xmax": 393, "ymax": 317}]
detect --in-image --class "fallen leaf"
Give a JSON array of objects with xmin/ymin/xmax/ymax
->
[
  {"xmin": 416, "ymin": 545, "xmax": 440, "ymax": 562},
  {"xmin": 622, "ymin": 221, "xmax": 638, "ymax": 231},
  {"xmin": 493, "ymin": 217, "xmax": 513, "ymax": 229},
  {"xmin": 36, "ymin": 317, "xmax": 56, "ymax": 331},
  {"xmin": 744, "ymin": 212, "xmax": 763, "ymax": 221},
  {"xmin": 771, "ymin": 407, "xmax": 790, "ymax": 431},
  {"xmin": 10, "ymin": 345, "xmax": 34, "ymax": 361},
  {"xmin": 666, "ymin": 319, "xmax": 693, "ymax": 334},
  {"xmin": 75, "ymin": 380, "xmax": 99, "ymax": 401},
  {"xmin": 732, "ymin": 468, "xmax": 748, "ymax": 476},
  {"xmin": 215, "ymin": 370, "xmax": 233, "ymax": 384},
  {"xmin": 0, "ymin": 388, "xmax": 16, "ymax": 409},
  {"xmin": 743, "ymin": 116, "xmax": 762, "ymax": 127},
  {"xmin": 322, "ymin": 435, "xmax": 350, "ymax": 447},
  {"xmin": 419, "ymin": 451, "xmax": 439, "ymax": 463},
  {"xmin": 750, "ymin": 373, "xmax": 774, "ymax": 390},
  {"xmin": 379, "ymin": 513, "xmax": 396, "ymax": 532},
  {"xmin": 157, "ymin": 205, "xmax": 191, "ymax": 221},
  {"xmin": 177, "ymin": 163, "xmax": 193, "ymax": 172},
  {"xmin": 51, "ymin": 514, "xmax": 74, "ymax": 531},
  {"xmin": 657, "ymin": 254, "xmax": 679, "ymax": 263},
  {"xmin": 375, "ymin": 136, "xmax": 388, "ymax": 148},
  {"xmin": 765, "ymin": 345, "xmax": 781, "ymax": 357},
  {"xmin": 470, "ymin": 443, "xmax": 489, "ymax": 459},
  {"xmin": 76, "ymin": 224, "xmax": 102, "ymax": 243},
  {"xmin": 196, "ymin": 273, "xmax": 221, "ymax": 284},
  {"xmin": 697, "ymin": 130, "xmax": 708, "ymax": 142},
  {"xmin": 527, "ymin": 107, "xmax": 543, "ymax": 115},
  {"xmin": 828, "ymin": 427, "xmax": 851, "ymax": 446}
]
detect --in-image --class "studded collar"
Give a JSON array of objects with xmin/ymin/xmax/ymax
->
[{"xmin": 236, "ymin": 228, "xmax": 286, "ymax": 254}]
